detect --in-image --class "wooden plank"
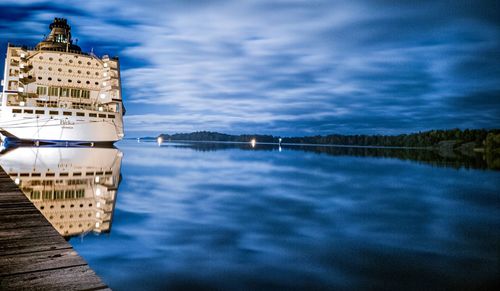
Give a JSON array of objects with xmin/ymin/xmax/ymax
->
[
  {"xmin": 0, "ymin": 265, "xmax": 109, "ymax": 291},
  {"xmin": 0, "ymin": 225, "xmax": 61, "ymax": 241},
  {"xmin": 0, "ymin": 235, "xmax": 70, "ymax": 256},
  {"xmin": 0, "ymin": 213, "xmax": 52, "ymax": 229},
  {"xmin": 0, "ymin": 166, "xmax": 110, "ymax": 289},
  {"xmin": 0, "ymin": 206, "xmax": 41, "ymax": 215},
  {"xmin": 0, "ymin": 249, "xmax": 87, "ymax": 276}
]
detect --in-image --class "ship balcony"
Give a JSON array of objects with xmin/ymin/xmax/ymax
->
[
  {"xmin": 102, "ymin": 72, "xmax": 118, "ymax": 79},
  {"xmin": 8, "ymin": 69, "xmax": 20, "ymax": 77},
  {"xmin": 19, "ymin": 65, "xmax": 33, "ymax": 73},
  {"xmin": 18, "ymin": 74, "xmax": 36, "ymax": 84},
  {"xmin": 102, "ymin": 85, "xmax": 120, "ymax": 91}
]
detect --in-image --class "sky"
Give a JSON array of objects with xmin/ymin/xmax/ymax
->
[{"xmin": 0, "ymin": 0, "xmax": 499, "ymax": 136}]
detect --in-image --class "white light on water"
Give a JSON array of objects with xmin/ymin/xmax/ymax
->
[
  {"xmin": 157, "ymin": 136, "xmax": 163, "ymax": 145},
  {"xmin": 250, "ymin": 138, "xmax": 256, "ymax": 148}
]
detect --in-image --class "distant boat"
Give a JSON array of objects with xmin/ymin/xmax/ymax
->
[{"xmin": 0, "ymin": 18, "xmax": 124, "ymax": 145}]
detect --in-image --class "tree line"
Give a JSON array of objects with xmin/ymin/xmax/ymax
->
[{"xmin": 159, "ymin": 129, "xmax": 500, "ymax": 149}]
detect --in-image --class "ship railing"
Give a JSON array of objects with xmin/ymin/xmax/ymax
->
[{"xmin": 7, "ymin": 101, "xmax": 118, "ymax": 114}]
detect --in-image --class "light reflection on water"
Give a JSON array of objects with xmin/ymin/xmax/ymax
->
[{"xmin": 1, "ymin": 140, "xmax": 499, "ymax": 290}]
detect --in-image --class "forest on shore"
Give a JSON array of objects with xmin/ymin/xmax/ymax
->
[{"xmin": 157, "ymin": 129, "xmax": 500, "ymax": 152}]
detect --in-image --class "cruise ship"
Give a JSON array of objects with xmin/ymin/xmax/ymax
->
[
  {"xmin": 0, "ymin": 18, "xmax": 124, "ymax": 145},
  {"xmin": 0, "ymin": 146, "xmax": 122, "ymax": 238}
]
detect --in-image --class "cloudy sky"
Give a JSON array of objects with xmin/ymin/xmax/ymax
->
[{"xmin": 1, "ymin": 0, "xmax": 499, "ymax": 136}]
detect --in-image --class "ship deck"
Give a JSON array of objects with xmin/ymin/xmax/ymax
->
[{"xmin": 0, "ymin": 167, "xmax": 110, "ymax": 290}]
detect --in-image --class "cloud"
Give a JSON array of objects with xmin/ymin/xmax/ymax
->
[{"xmin": 1, "ymin": 0, "xmax": 499, "ymax": 135}]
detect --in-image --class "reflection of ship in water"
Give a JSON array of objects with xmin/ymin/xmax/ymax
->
[{"xmin": 0, "ymin": 146, "xmax": 122, "ymax": 238}]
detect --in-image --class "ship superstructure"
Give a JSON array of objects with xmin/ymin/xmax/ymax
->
[
  {"xmin": 0, "ymin": 18, "xmax": 124, "ymax": 144},
  {"xmin": 0, "ymin": 146, "xmax": 122, "ymax": 238}
]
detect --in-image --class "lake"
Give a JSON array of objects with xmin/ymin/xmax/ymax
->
[{"xmin": 1, "ymin": 140, "xmax": 499, "ymax": 290}]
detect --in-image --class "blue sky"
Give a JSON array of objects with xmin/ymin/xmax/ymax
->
[{"xmin": 1, "ymin": 0, "xmax": 499, "ymax": 136}]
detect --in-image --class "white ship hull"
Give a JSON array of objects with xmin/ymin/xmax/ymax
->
[{"xmin": 0, "ymin": 107, "xmax": 124, "ymax": 144}]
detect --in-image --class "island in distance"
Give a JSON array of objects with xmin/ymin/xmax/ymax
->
[{"xmin": 131, "ymin": 128, "xmax": 500, "ymax": 170}]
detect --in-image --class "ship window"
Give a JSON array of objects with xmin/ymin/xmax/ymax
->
[
  {"xmin": 68, "ymin": 79, "xmax": 72, "ymax": 83},
  {"xmin": 58, "ymin": 58, "xmax": 63, "ymax": 62},
  {"xmin": 77, "ymin": 70, "xmax": 81, "ymax": 74},
  {"xmin": 42, "ymin": 190, "xmax": 52, "ymax": 200},
  {"xmin": 63, "ymin": 111, "xmax": 72, "ymax": 116},
  {"xmin": 95, "ymin": 82, "xmax": 99, "ymax": 85},
  {"xmin": 31, "ymin": 191, "xmax": 41, "ymax": 200},
  {"xmin": 81, "ymin": 90, "xmax": 90, "ymax": 98},
  {"xmin": 76, "ymin": 112, "xmax": 85, "ymax": 117},
  {"xmin": 65, "ymin": 190, "xmax": 75, "ymax": 199},
  {"xmin": 99, "ymin": 114, "xmax": 106, "ymax": 118},
  {"xmin": 48, "ymin": 67, "xmax": 52, "ymax": 71},
  {"xmin": 60, "ymin": 88, "xmax": 69, "ymax": 97},
  {"xmin": 48, "ymin": 77, "xmax": 52, "ymax": 81},
  {"xmin": 38, "ymin": 77, "xmax": 42, "ymax": 80},
  {"xmin": 69, "ymin": 69, "xmax": 72, "ymax": 73},
  {"xmin": 54, "ymin": 190, "xmax": 64, "ymax": 200},
  {"xmin": 46, "ymin": 173, "xmax": 55, "ymax": 177},
  {"xmin": 13, "ymin": 109, "xmax": 22, "ymax": 113},
  {"xmin": 23, "ymin": 109, "xmax": 33, "ymax": 114},
  {"xmin": 49, "ymin": 110, "xmax": 58, "ymax": 115},
  {"xmin": 48, "ymin": 87, "xmax": 58, "ymax": 96},
  {"xmin": 69, "ymin": 60, "xmax": 73, "ymax": 63},
  {"xmin": 95, "ymin": 72, "xmax": 99, "ymax": 76},
  {"xmin": 71, "ymin": 89, "xmax": 81, "ymax": 97},
  {"xmin": 86, "ymin": 81, "xmax": 90, "ymax": 84},
  {"xmin": 77, "ymin": 80, "xmax": 81, "ymax": 84},
  {"xmin": 89, "ymin": 113, "xmax": 97, "ymax": 117},
  {"xmin": 76, "ymin": 189, "xmax": 85, "ymax": 198},
  {"xmin": 37, "ymin": 86, "xmax": 48, "ymax": 95},
  {"xmin": 108, "ymin": 114, "xmax": 115, "ymax": 118},
  {"xmin": 58, "ymin": 68, "xmax": 62, "ymax": 72},
  {"xmin": 39, "ymin": 56, "xmax": 43, "ymax": 60},
  {"xmin": 38, "ymin": 66, "xmax": 43, "ymax": 70},
  {"xmin": 86, "ymin": 71, "xmax": 90, "ymax": 75},
  {"xmin": 35, "ymin": 110, "xmax": 45, "ymax": 114},
  {"xmin": 57, "ymin": 78, "xmax": 61, "ymax": 82},
  {"xmin": 49, "ymin": 57, "xmax": 53, "ymax": 61}
]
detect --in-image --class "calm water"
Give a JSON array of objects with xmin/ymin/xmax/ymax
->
[{"xmin": 3, "ymin": 140, "xmax": 500, "ymax": 290}]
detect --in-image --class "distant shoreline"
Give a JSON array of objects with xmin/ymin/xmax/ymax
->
[{"xmin": 127, "ymin": 129, "xmax": 500, "ymax": 154}]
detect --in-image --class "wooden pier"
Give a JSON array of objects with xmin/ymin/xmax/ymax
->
[{"xmin": 0, "ymin": 167, "xmax": 110, "ymax": 290}]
